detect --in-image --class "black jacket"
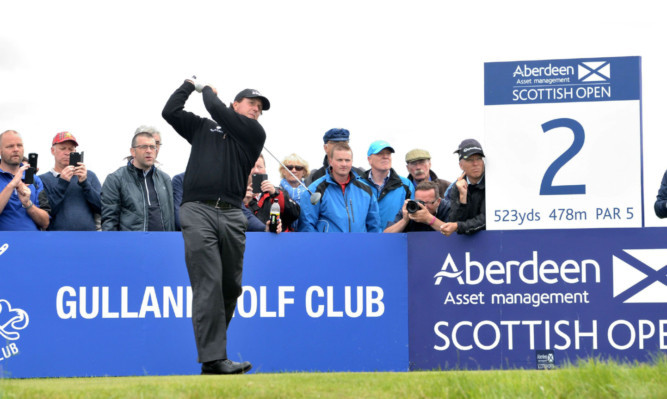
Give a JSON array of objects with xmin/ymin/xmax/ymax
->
[
  {"xmin": 247, "ymin": 187, "xmax": 300, "ymax": 231},
  {"xmin": 101, "ymin": 163, "xmax": 174, "ymax": 231},
  {"xmin": 162, "ymin": 82, "xmax": 266, "ymax": 208},
  {"xmin": 447, "ymin": 175, "xmax": 485, "ymax": 235}
]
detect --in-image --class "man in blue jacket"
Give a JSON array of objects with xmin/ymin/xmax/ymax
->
[
  {"xmin": 299, "ymin": 142, "xmax": 381, "ymax": 232},
  {"xmin": 363, "ymin": 140, "xmax": 414, "ymax": 230}
]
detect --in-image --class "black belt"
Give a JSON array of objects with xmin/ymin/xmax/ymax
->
[{"xmin": 199, "ymin": 199, "xmax": 235, "ymax": 210}]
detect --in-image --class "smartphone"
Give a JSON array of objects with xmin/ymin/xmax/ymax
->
[
  {"xmin": 69, "ymin": 151, "xmax": 84, "ymax": 166},
  {"xmin": 251, "ymin": 173, "xmax": 268, "ymax": 193},
  {"xmin": 23, "ymin": 168, "xmax": 35, "ymax": 185},
  {"xmin": 22, "ymin": 153, "xmax": 38, "ymax": 185},
  {"xmin": 28, "ymin": 153, "xmax": 38, "ymax": 169}
]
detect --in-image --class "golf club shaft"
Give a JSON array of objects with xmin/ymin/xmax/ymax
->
[{"xmin": 262, "ymin": 147, "xmax": 315, "ymax": 195}]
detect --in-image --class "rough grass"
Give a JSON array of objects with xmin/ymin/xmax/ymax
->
[{"xmin": 1, "ymin": 354, "xmax": 665, "ymax": 399}]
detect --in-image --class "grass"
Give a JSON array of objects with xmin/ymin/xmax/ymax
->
[{"xmin": 1, "ymin": 354, "xmax": 665, "ymax": 399}]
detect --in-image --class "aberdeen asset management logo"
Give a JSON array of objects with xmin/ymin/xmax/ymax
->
[
  {"xmin": 613, "ymin": 249, "xmax": 667, "ymax": 303},
  {"xmin": 434, "ymin": 254, "xmax": 463, "ymax": 285},
  {"xmin": 578, "ymin": 61, "xmax": 610, "ymax": 82},
  {"xmin": 0, "ymin": 299, "xmax": 30, "ymax": 341}
]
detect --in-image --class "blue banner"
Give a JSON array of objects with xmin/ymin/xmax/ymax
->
[
  {"xmin": 408, "ymin": 229, "xmax": 666, "ymax": 370},
  {"xmin": 484, "ymin": 56, "xmax": 641, "ymax": 105},
  {"xmin": 0, "ymin": 232, "xmax": 408, "ymax": 378},
  {"xmin": 1, "ymin": 228, "xmax": 664, "ymax": 377}
]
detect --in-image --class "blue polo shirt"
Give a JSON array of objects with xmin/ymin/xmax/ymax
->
[{"xmin": 0, "ymin": 167, "xmax": 45, "ymax": 231}]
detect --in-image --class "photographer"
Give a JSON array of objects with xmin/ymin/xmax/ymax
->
[
  {"xmin": 244, "ymin": 154, "xmax": 299, "ymax": 232},
  {"xmin": 0, "ymin": 130, "xmax": 50, "ymax": 230},
  {"xmin": 384, "ymin": 181, "xmax": 449, "ymax": 233},
  {"xmin": 39, "ymin": 132, "xmax": 102, "ymax": 231}
]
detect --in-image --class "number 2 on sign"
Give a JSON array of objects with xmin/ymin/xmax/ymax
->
[{"xmin": 539, "ymin": 118, "xmax": 586, "ymax": 195}]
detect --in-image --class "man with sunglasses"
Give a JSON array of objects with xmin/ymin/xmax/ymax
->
[
  {"xmin": 440, "ymin": 138, "xmax": 486, "ymax": 236},
  {"xmin": 101, "ymin": 132, "xmax": 175, "ymax": 231},
  {"xmin": 384, "ymin": 181, "xmax": 450, "ymax": 233}
]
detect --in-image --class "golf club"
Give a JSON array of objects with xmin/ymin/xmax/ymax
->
[{"xmin": 262, "ymin": 147, "xmax": 322, "ymax": 205}]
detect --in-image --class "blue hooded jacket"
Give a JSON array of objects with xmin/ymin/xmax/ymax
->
[
  {"xmin": 363, "ymin": 168, "xmax": 414, "ymax": 230},
  {"xmin": 298, "ymin": 170, "xmax": 381, "ymax": 232}
]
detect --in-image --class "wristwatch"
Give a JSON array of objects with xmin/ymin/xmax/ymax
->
[{"xmin": 22, "ymin": 200, "xmax": 33, "ymax": 209}]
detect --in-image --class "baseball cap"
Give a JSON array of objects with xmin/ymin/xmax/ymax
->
[
  {"xmin": 234, "ymin": 89, "xmax": 270, "ymax": 111},
  {"xmin": 405, "ymin": 149, "xmax": 431, "ymax": 163},
  {"xmin": 455, "ymin": 138, "xmax": 485, "ymax": 160},
  {"xmin": 323, "ymin": 128, "xmax": 350, "ymax": 143},
  {"xmin": 367, "ymin": 140, "xmax": 395, "ymax": 156},
  {"xmin": 52, "ymin": 131, "xmax": 78, "ymax": 146}
]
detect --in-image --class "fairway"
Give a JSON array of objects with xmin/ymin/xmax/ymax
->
[{"xmin": 1, "ymin": 356, "xmax": 665, "ymax": 399}]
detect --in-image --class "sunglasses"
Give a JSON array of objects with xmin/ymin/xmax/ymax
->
[{"xmin": 285, "ymin": 165, "xmax": 305, "ymax": 171}]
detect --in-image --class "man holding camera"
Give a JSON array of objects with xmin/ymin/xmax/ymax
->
[
  {"xmin": 39, "ymin": 132, "xmax": 102, "ymax": 231},
  {"xmin": 0, "ymin": 130, "xmax": 50, "ymax": 230},
  {"xmin": 243, "ymin": 154, "xmax": 299, "ymax": 232},
  {"xmin": 384, "ymin": 181, "xmax": 450, "ymax": 233}
]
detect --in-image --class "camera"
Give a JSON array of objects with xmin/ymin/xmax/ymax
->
[{"xmin": 406, "ymin": 199, "xmax": 425, "ymax": 214}]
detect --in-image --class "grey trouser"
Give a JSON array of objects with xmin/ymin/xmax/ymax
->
[{"xmin": 180, "ymin": 201, "xmax": 248, "ymax": 363}]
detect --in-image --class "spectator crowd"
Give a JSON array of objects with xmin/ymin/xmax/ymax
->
[
  {"xmin": 0, "ymin": 123, "xmax": 498, "ymax": 235},
  {"xmin": 35, "ymin": 79, "xmax": 667, "ymax": 233}
]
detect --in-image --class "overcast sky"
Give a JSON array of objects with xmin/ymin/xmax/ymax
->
[{"xmin": 2, "ymin": 0, "xmax": 665, "ymax": 226}]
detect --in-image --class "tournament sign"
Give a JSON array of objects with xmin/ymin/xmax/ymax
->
[
  {"xmin": 484, "ymin": 56, "xmax": 642, "ymax": 230},
  {"xmin": 408, "ymin": 230, "xmax": 667, "ymax": 370}
]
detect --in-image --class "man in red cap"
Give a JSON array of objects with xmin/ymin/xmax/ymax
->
[{"xmin": 39, "ymin": 132, "xmax": 101, "ymax": 231}]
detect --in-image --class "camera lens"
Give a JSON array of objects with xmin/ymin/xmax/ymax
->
[{"xmin": 406, "ymin": 200, "xmax": 420, "ymax": 214}]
